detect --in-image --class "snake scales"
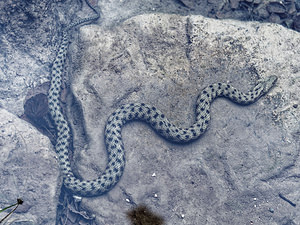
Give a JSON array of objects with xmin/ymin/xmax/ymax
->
[{"xmin": 48, "ymin": 1, "xmax": 277, "ymax": 197}]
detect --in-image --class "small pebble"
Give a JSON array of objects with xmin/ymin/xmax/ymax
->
[
  {"xmin": 255, "ymin": 7, "xmax": 270, "ymax": 19},
  {"xmin": 73, "ymin": 195, "xmax": 82, "ymax": 202},
  {"xmin": 267, "ymin": 2, "xmax": 286, "ymax": 14},
  {"xmin": 269, "ymin": 208, "xmax": 274, "ymax": 213},
  {"xmin": 230, "ymin": 0, "xmax": 240, "ymax": 9},
  {"xmin": 294, "ymin": 15, "xmax": 300, "ymax": 31},
  {"xmin": 269, "ymin": 13, "xmax": 281, "ymax": 23}
]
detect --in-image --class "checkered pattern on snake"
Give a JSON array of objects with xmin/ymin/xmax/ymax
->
[{"xmin": 48, "ymin": 2, "xmax": 278, "ymax": 197}]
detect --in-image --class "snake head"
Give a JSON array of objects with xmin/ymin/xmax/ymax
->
[{"xmin": 262, "ymin": 75, "xmax": 278, "ymax": 92}]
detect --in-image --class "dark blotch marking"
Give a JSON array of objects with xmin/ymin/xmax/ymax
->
[{"xmin": 126, "ymin": 205, "xmax": 164, "ymax": 225}]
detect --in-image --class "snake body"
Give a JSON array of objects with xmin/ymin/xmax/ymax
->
[{"xmin": 48, "ymin": 2, "xmax": 277, "ymax": 197}]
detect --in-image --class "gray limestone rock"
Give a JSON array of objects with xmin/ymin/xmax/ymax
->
[
  {"xmin": 64, "ymin": 14, "xmax": 300, "ymax": 224},
  {"xmin": 0, "ymin": 0, "xmax": 299, "ymax": 223},
  {"xmin": 0, "ymin": 108, "xmax": 59, "ymax": 224}
]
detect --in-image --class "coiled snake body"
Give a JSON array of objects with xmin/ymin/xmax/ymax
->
[{"xmin": 48, "ymin": 3, "xmax": 277, "ymax": 197}]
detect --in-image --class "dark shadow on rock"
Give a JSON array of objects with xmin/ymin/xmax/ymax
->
[{"xmin": 126, "ymin": 205, "xmax": 164, "ymax": 225}]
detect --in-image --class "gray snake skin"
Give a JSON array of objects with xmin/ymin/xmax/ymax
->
[{"xmin": 48, "ymin": 2, "xmax": 277, "ymax": 197}]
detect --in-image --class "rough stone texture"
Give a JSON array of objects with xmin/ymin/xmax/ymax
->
[
  {"xmin": 0, "ymin": 108, "xmax": 59, "ymax": 224},
  {"xmin": 0, "ymin": 0, "xmax": 299, "ymax": 224},
  {"xmin": 65, "ymin": 14, "xmax": 300, "ymax": 224},
  {"xmin": 0, "ymin": 0, "xmax": 299, "ymax": 117},
  {"xmin": 0, "ymin": 0, "xmax": 79, "ymax": 115}
]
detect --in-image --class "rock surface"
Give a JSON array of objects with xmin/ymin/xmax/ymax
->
[
  {"xmin": 0, "ymin": 0, "xmax": 299, "ymax": 224},
  {"xmin": 0, "ymin": 1, "xmax": 299, "ymax": 117},
  {"xmin": 0, "ymin": 108, "xmax": 59, "ymax": 224},
  {"xmin": 65, "ymin": 13, "xmax": 300, "ymax": 224}
]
